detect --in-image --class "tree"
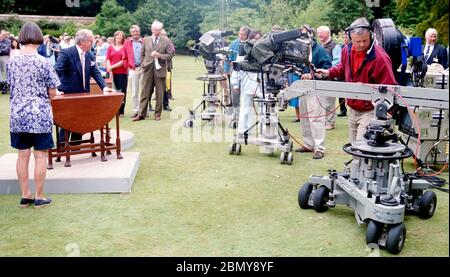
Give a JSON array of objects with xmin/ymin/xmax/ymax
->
[
  {"xmin": 133, "ymin": 0, "xmax": 203, "ymax": 50},
  {"xmin": 93, "ymin": 0, "xmax": 133, "ymax": 37},
  {"xmin": 327, "ymin": 0, "xmax": 374, "ymax": 31},
  {"xmin": 396, "ymin": 0, "xmax": 449, "ymax": 45}
]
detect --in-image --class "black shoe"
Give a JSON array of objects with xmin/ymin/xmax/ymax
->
[
  {"xmin": 34, "ymin": 198, "xmax": 52, "ymax": 208},
  {"xmin": 148, "ymin": 107, "xmax": 155, "ymax": 112},
  {"xmin": 292, "ymin": 118, "xmax": 300, "ymax": 123},
  {"xmin": 164, "ymin": 106, "xmax": 172, "ymax": 111},
  {"xmin": 20, "ymin": 197, "xmax": 35, "ymax": 208},
  {"xmin": 337, "ymin": 112, "xmax": 347, "ymax": 117}
]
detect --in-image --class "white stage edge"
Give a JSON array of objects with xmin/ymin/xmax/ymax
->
[{"xmin": 0, "ymin": 152, "xmax": 140, "ymax": 194}]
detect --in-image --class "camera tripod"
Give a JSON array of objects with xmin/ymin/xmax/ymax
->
[
  {"xmin": 229, "ymin": 71, "xmax": 293, "ymax": 165},
  {"xmin": 184, "ymin": 73, "xmax": 237, "ymax": 128}
]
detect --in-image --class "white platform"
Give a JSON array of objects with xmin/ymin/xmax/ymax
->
[{"xmin": 0, "ymin": 152, "xmax": 140, "ymax": 194}]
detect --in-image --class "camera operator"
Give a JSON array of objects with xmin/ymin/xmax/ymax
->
[
  {"xmin": 296, "ymin": 25, "xmax": 332, "ymax": 160},
  {"xmin": 231, "ymin": 31, "xmax": 262, "ymax": 136},
  {"xmin": 315, "ymin": 17, "xmax": 397, "ymax": 143},
  {"xmin": 225, "ymin": 26, "xmax": 251, "ymax": 117}
]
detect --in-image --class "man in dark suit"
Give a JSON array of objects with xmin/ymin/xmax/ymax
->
[
  {"xmin": 132, "ymin": 20, "xmax": 174, "ymax": 121},
  {"xmin": 423, "ymin": 28, "xmax": 448, "ymax": 69},
  {"xmin": 55, "ymin": 29, "xmax": 114, "ymax": 141}
]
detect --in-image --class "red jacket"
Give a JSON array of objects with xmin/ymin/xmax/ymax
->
[
  {"xmin": 124, "ymin": 37, "xmax": 143, "ymax": 70},
  {"xmin": 328, "ymin": 43, "xmax": 397, "ymax": 112}
]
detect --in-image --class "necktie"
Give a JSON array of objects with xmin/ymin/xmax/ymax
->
[
  {"xmin": 424, "ymin": 45, "xmax": 431, "ymax": 62},
  {"xmin": 80, "ymin": 52, "xmax": 86, "ymax": 91}
]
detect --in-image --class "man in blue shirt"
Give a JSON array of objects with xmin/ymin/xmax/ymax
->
[
  {"xmin": 224, "ymin": 26, "xmax": 251, "ymax": 118},
  {"xmin": 125, "ymin": 25, "xmax": 144, "ymax": 118}
]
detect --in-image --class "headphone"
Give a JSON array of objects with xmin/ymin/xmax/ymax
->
[{"xmin": 345, "ymin": 23, "xmax": 375, "ymax": 54}]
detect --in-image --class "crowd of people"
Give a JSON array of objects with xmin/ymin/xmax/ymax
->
[
  {"xmin": 2, "ymin": 20, "xmax": 175, "ymax": 208},
  {"xmin": 221, "ymin": 20, "xmax": 448, "ymax": 160},
  {"xmin": 1, "ymin": 17, "xmax": 449, "ymax": 208}
]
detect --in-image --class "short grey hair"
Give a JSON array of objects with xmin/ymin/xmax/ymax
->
[
  {"xmin": 348, "ymin": 17, "xmax": 371, "ymax": 37},
  {"xmin": 317, "ymin": 26, "xmax": 330, "ymax": 35},
  {"xmin": 425, "ymin": 28, "xmax": 437, "ymax": 38},
  {"xmin": 240, "ymin": 25, "xmax": 251, "ymax": 35},
  {"xmin": 75, "ymin": 29, "xmax": 93, "ymax": 45},
  {"xmin": 151, "ymin": 20, "xmax": 163, "ymax": 30},
  {"xmin": 130, "ymin": 25, "xmax": 140, "ymax": 33}
]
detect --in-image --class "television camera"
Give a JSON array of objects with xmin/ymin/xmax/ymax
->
[
  {"xmin": 185, "ymin": 30, "xmax": 235, "ymax": 128},
  {"xmin": 228, "ymin": 17, "xmax": 448, "ymax": 253},
  {"xmin": 228, "ymin": 29, "xmax": 312, "ymax": 163}
]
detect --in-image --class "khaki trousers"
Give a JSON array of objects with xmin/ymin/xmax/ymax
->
[
  {"xmin": 138, "ymin": 64, "xmax": 166, "ymax": 117},
  {"xmin": 348, "ymin": 108, "xmax": 373, "ymax": 142}
]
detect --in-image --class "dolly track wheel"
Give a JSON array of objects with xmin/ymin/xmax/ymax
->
[
  {"xmin": 313, "ymin": 186, "xmax": 330, "ymax": 213},
  {"xmin": 386, "ymin": 223, "xmax": 406, "ymax": 254},
  {"xmin": 366, "ymin": 220, "xmax": 383, "ymax": 245},
  {"xmin": 298, "ymin": 183, "xmax": 313, "ymax": 209},
  {"xmin": 418, "ymin": 191, "xmax": 437, "ymax": 219}
]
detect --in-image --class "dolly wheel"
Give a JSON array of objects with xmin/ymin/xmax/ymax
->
[
  {"xmin": 229, "ymin": 143, "xmax": 236, "ymax": 155},
  {"xmin": 286, "ymin": 152, "xmax": 293, "ymax": 165},
  {"xmin": 184, "ymin": 119, "xmax": 193, "ymax": 128},
  {"xmin": 366, "ymin": 220, "xmax": 383, "ymax": 245},
  {"xmin": 418, "ymin": 191, "xmax": 437, "ymax": 219},
  {"xmin": 386, "ymin": 223, "xmax": 406, "ymax": 254},
  {"xmin": 235, "ymin": 143, "xmax": 242, "ymax": 155},
  {"xmin": 298, "ymin": 183, "xmax": 313, "ymax": 209},
  {"xmin": 313, "ymin": 186, "xmax": 330, "ymax": 213},
  {"xmin": 279, "ymin": 152, "xmax": 286, "ymax": 164},
  {"xmin": 232, "ymin": 121, "xmax": 238, "ymax": 129}
]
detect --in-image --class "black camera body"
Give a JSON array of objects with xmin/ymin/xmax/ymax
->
[{"xmin": 193, "ymin": 30, "xmax": 233, "ymax": 74}]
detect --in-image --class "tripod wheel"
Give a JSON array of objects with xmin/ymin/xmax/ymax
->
[
  {"xmin": 229, "ymin": 143, "xmax": 236, "ymax": 155},
  {"xmin": 184, "ymin": 119, "xmax": 193, "ymax": 128},
  {"xmin": 286, "ymin": 152, "xmax": 293, "ymax": 165}
]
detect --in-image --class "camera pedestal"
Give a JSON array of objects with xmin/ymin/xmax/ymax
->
[
  {"xmin": 229, "ymin": 93, "xmax": 293, "ymax": 165},
  {"xmin": 184, "ymin": 74, "xmax": 236, "ymax": 128}
]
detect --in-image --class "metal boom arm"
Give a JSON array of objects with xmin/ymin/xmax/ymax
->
[{"xmin": 279, "ymin": 80, "xmax": 449, "ymax": 110}]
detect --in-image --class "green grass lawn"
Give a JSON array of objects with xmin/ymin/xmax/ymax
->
[{"xmin": 0, "ymin": 55, "xmax": 448, "ymax": 257}]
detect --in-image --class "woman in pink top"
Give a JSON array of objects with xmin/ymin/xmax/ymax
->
[{"xmin": 106, "ymin": 30, "xmax": 128, "ymax": 116}]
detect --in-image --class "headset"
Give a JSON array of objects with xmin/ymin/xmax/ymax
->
[{"xmin": 345, "ymin": 23, "xmax": 375, "ymax": 54}]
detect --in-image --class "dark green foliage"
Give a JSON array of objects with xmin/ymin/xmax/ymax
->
[{"xmin": 1, "ymin": 0, "xmax": 448, "ymax": 47}]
